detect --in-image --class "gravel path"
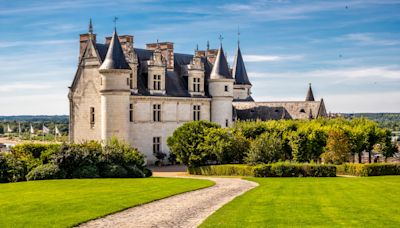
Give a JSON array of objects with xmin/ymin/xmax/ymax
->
[{"xmin": 78, "ymin": 177, "xmax": 258, "ymax": 228}]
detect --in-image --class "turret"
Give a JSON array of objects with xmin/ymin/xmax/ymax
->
[
  {"xmin": 208, "ymin": 41, "xmax": 234, "ymax": 127},
  {"xmin": 99, "ymin": 29, "xmax": 131, "ymax": 142},
  {"xmin": 306, "ymin": 83, "xmax": 315, "ymax": 101},
  {"xmin": 232, "ymin": 43, "xmax": 253, "ymax": 101}
]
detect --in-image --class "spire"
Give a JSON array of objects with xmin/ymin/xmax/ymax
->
[
  {"xmin": 306, "ymin": 83, "xmax": 315, "ymax": 101},
  {"xmin": 210, "ymin": 42, "xmax": 232, "ymax": 79},
  {"xmin": 99, "ymin": 29, "xmax": 130, "ymax": 70},
  {"xmin": 232, "ymin": 44, "xmax": 251, "ymax": 85},
  {"xmin": 89, "ymin": 18, "xmax": 93, "ymax": 34}
]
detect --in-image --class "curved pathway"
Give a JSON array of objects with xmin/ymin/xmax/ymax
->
[{"xmin": 78, "ymin": 177, "xmax": 258, "ymax": 228}]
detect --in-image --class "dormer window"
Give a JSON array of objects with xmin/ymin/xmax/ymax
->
[
  {"xmin": 193, "ymin": 78, "xmax": 200, "ymax": 92},
  {"xmin": 153, "ymin": 74, "xmax": 161, "ymax": 90}
]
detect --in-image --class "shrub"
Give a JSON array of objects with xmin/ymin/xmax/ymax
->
[
  {"xmin": 188, "ymin": 164, "xmax": 254, "ymax": 176},
  {"xmin": 71, "ymin": 165, "xmax": 99, "ymax": 178},
  {"xmin": 52, "ymin": 144, "xmax": 100, "ymax": 178},
  {"xmin": 100, "ymin": 137, "xmax": 147, "ymax": 178},
  {"xmin": 253, "ymin": 163, "xmax": 336, "ymax": 177},
  {"xmin": 167, "ymin": 121, "xmax": 220, "ymax": 167},
  {"xmin": 338, "ymin": 163, "xmax": 400, "ymax": 176},
  {"xmin": 100, "ymin": 164, "xmax": 128, "ymax": 178},
  {"xmin": 26, "ymin": 164, "xmax": 66, "ymax": 181},
  {"xmin": 245, "ymin": 132, "xmax": 285, "ymax": 164}
]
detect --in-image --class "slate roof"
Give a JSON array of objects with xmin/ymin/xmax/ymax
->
[
  {"xmin": 210, "ymin": 45, "xmax": 232, "ymax": 79},
  {"xmin": 92, "ymin": 41, "xmax": 212, "ymax": 97},
  {"xmin": 99, "ymin": 29, "xmax": 131, "ymax": 70},
  {"xmin": 306, "ymin": 83, "xmax": 315, "ymax": 101},
  {"xmin": 233, "ymin": 101, "xmax": 326, "ymax": 120},
  {"xmin": 232, "ymin": 46, "xmax": 251, "ymax": 85}
]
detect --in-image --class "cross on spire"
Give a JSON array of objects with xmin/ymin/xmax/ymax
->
[
  {"xmin": 113, "ymin": 17, "xmax": 118, "ymax": 29},
  {"xmin": 237, "ymin": 26, "xmax": 240, "ymax": 46},
  {"xmin": 218, "ymin": 34, "xmax": 223, "ymax": 45}
]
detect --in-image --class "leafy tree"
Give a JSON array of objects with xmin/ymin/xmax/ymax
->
[
  {"xmin": 202, "ymin": 129, "xmax": 250, "ymax": 164},
  {"xmin": 245, "ymin": 132, "xmax": 285, "ymax": 164},
  {"xmin": 167, "ymin": 121, "xmax": 220, "ymax": 167},
  {"xmin": 321, "ymin": 130, "xmax": 352, "ymax": 165}
]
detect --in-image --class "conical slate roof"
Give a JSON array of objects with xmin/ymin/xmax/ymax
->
[
  {"xmin": 306, "ymin": 83, "xmax": 315, "ymax": 101},
  {"xmin": 210, "ymin": 45, "xmax": 232, "ymax": 79},
  {"xmin": 232, "ymin": 46, "xmax": 251, "ymax": 85},
  {"xmin": 99, "ymin": 29, "xmax": 130, "ymax": 70}
]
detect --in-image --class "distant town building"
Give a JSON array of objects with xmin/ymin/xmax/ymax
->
[{"xmin": 69, "ymin": 21, "xmax": 327, "ymax": 163}]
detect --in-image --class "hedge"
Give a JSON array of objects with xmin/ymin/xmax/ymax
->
[
  {"xmin": 188, "ymin": 164, "xmax": 255, "ymax": 176},
  {"xmin": 338, "ymin": 163, "xmax": 400, "ymax": 176},
  {"xmin": 188, "ymin": 163, "xmax": 336, "ymax": 177},
  {"xmin": 253, "ymin": 163, "xmax": 336, "ymax": 177}
]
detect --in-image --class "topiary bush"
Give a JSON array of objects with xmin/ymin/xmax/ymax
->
[{"xmin": 26, "ymin": 163, "xmax": 66, "ymax": 181}]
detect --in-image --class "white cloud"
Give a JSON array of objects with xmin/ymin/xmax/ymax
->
[
  {"xmin": 248, "ymin": 66, "xmax": 400, "ymax": 81},
  {"xmin": 338, "ymin": 33, "xmax": 400, "ymax": 46},
  {"xmin": 243, "ymin": 55, "xmax": 304, "ymax": 62},
  {"xmin": 0, "ymin": 39, "xmax": 75, "ymax": 48},
  {"xmin": 0, "ymin": 83, "xmax": 54, "ymax": 92}
]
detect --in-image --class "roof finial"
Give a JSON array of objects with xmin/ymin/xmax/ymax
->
[
  {"xmin": 196, "ymin": 44, "xmax": 199, "ymax": 51},
  {"xmin": 113, "ymin": 16, "xmax": 118, "ymax": 30},
  {"xmin": 156, "ymin": 38, "xmax": 160, "ymax": 48},
  {"xmin": 206, "ymin": 40, "xmax": 210, "ymax": 51},
  {"xmin": 89, "ymin": 18, "xmax": 93, "ymax": 34},
  {"xmin": 237, "ymin": 25, "xmax": 240, "ymax": 47},
  {"xmin": 218, "ymin": 34, "xmax": 224, "ymax": 46}
]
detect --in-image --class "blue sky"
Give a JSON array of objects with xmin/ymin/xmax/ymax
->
[{"xmin": 0, "ymin": 0, "xmax": 399, "ymax": 115}]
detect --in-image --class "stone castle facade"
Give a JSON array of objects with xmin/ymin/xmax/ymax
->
[{"xmin": 69, "ymin": 21, "xmax": 327, "ymax": 163}]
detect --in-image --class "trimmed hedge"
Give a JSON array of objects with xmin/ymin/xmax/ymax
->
[
  {"xmin": 338, "ymin": 163, "xmax": 400, "ymax": 176},
  {"xmin": 188, "ymin": 163, "xmax": 336, "ymax": 177},
  {"xmin": 188, "ymin": 164, "xmax": 254, "ymax": 176},
  {"xmin": 253, "ymin": 163, "xmax": 336, "ymax": 177}
]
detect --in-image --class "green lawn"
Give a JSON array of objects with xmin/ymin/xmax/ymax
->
[
  {"xmin": 0, "ymin": 178, "xmax": 214, "ymax": 228},
  {"xmin": 201, "ymin": 176, "xmax": 400, "ymax": 227}
]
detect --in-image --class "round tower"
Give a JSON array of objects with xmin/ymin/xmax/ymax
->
[
  {"xmin": 99, "ymin": 29, "xmax": 131, "ymax": 142},
  {"xmin": 208, "ymin": 43, "xmax": 234, "ymax": 127}
]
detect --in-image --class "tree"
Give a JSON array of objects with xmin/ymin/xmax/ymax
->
[
  {"xmin": 167, "ymin": 121, "xmax": 220, "ymax": 167},
  {"xmin": 321, "ymin": 130, "xmax": 352, "ymax": 165},
  {"xmin": 202, "ymin": 128, "xmax": 250, "ymax": 164},
  {"xmin": 245, "ymin": 132, "xmax": 285, "ymax": 164},
  {"xmin": 374, "ymin": 128, "xmax": 397, "ymax": 162}
]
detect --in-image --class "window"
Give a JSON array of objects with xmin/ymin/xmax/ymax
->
[
  {"xmin": 100, "ymin": 77, "xmax": 102, "ymax": 86},
  {"xmin": 153, "ymin": 104, "xmax": 161, "ymax": 122},
  {"xmin": 153, "ymin": 137, "xmax": 161, "ymax": 153},
  {"xmin": 153, "ymin": 74, "xmax": 161, "ymax": 90},
  {"xmin": 224, "ymin": 85, "xmax": 228, "ymax": 92},
  {"xmin": 129, "ymin": 73, "xmax": 133, "ymax": 89},
  {"xmin": 193, "ymin": 78, "xmax": 200, "ymax": 92},
  {"xmin": 300, "ymin": 109, "xmax": 305, "ymax": 113},
  {"xmin": 126, "ymin": 77, "xmax": 129, "ymax": 85},
  {"xmin": 193, "ymin": 105, "xmax": 201, "ymax": 121},
  {"xmin": 225, "ymin": 119, "xmax": 229, "ymax": 127},
  {"xmin": 129, "ymin": 103, "xmax": 133, "ymax": 122},
  {"xmin": 90, "ymin": 107, "xmax": 95, "ymax": 127}
]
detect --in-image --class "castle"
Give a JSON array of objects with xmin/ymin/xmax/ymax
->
[{"xmin": 69, "ymin": 21, "xmax": 327, "ymax": 163}]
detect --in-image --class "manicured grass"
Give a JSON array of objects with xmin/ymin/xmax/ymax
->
[
  {"xmin": 201, "ymin": 176, "xmax": 400, "ymax": 227},
  {"xmin": 0, "ymin": 178, "xmax": 214, "ymax": 228}
]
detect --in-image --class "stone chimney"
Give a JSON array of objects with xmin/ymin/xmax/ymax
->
[
  {"xmin": 146, "ymin": 42, "xmax": 174, "ymax": 70},
  {"xmin": 79, "ymin": 33, "xmax": 96, "ymax": 61},
  {"xmin": 195, "ymin": 49, "xmax": 218, "ymax": 65}
]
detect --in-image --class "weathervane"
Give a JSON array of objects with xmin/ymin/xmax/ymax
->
[
  {"xmin": 113, "ymin": 16, "xmax": 118, "ymax": 29},
  {"xmin": 218, "ymin": 34, "xmax": 223, "ymax": 45},
  {"xmin": 237, "ymin": 26, "xmax": 240, "ymax": 46}
]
